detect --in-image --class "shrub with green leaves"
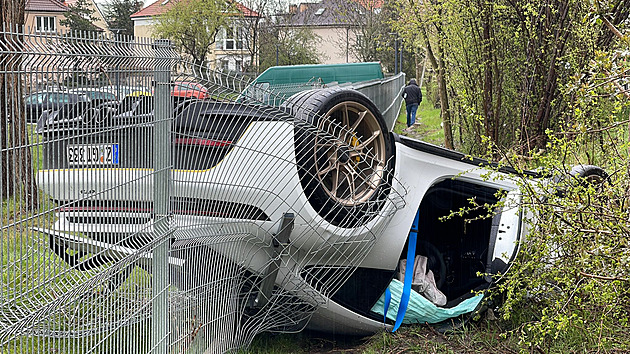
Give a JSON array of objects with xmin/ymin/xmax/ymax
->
[{"xmin": 494, "ymin": 51, "xmax": 630, "ymax": 352}]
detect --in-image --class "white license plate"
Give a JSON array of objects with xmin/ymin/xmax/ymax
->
[{"xmin": 67, "ymin": 144, "xmax": 119, "ymax": 166}]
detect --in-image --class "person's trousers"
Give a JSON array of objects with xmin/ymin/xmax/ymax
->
[{"xmin": 406, "ymin": 103, "xmax": 418, "ymax": 127}]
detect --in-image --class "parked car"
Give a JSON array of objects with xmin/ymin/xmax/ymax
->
[
  {"xmin": 69, "ymin": 88, "xmax": 117, "ymax": 105},
  {"xmin": 99, "ymin": 85, "xmax": 151, "ymax": 101},
  {"xmin": 172, "ymin": 81, "xmax": 209, "ymax": 99},
  {"xmin": 93, "ymin": 92, "xmax": 154, "ymax": 123},
  {"xmin": 24, "ymin": 91, "xmax": 89, "ymax": 123},
  {"xmin": 35, "ymin": 87, "xmax": 539, "ymax": 335},
  {"xmin": 28, "ymin": 89, "xmax": 117, "ymax": 127}
]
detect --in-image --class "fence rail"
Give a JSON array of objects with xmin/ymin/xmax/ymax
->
[{"xmin": 0, "ymin": 27, "xmax": 405, "ymax": 353}]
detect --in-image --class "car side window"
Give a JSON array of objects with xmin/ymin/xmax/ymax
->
[
  {"xmin": 26, "ymin": 93, "xmax": 46, "ymax": 104},
  {"xmin": 49, "ymin": 93, "xmax": 71, "ymax": 103}
]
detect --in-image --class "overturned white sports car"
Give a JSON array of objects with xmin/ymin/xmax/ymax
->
[{"xmin": 35, "ymin": 85, "xmax": 532, "ymax": 350}]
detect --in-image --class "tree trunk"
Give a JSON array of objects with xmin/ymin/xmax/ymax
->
[
  {"xmin": 1, "ymin": 0, "xmax": 39, "ymax": 210},
  {"xmin": 530, "ymin": 1, "xmax": 570, "ymax": 150},
  {"xmin": 425, "ymin": 37, "xmax": 454, "ymax": 150},
  {"xmin": 437, "ymin": 56, "xmax": 454, "ymax": 150},
  {"xmin": 481, "ymin": 1, "xmax": 495, "ymax": 144}
]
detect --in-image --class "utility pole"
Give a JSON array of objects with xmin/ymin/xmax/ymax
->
[
  {"xmin": 346, "ymin": 27, "xmax": 349, "ymax": 63},
  {"xmin": 399, "ymin": 39, "xmax": 403, "ymax": 73},
  {"xmin": 394, "ymin": 37, "xmax": 398, "ymax": 74}
]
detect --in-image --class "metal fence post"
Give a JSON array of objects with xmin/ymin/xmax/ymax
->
[{"xmin": 152, "ymin": 38, "xmax": 173, "ymax": 354}]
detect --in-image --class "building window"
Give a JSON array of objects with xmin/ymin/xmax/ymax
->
[
  {"xmin": 36, "ymin": 16, "xmax": 56, "ymax": 33},
  {"xmin": 216, "ymin": 26, "xmax": 244, "ymax": 50},
  {"xmin": 221, "ymin": 59, "xmax": 230, "ymax": 71},
  {"xmin": 225, "ymin": 27, "xmax": 236, "ymax": 50}
]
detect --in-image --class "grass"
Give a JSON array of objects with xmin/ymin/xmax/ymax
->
[
  {"xmin": 0, "ymin": 125, "xmax": 159, "ymax": 353},
  {"xmin": 249, "ymin": 313, "xmax": 525, "ymax": 353},
  {"xmin": 393, "ymin": 91, "xmax": 444, "ymax": 146}
]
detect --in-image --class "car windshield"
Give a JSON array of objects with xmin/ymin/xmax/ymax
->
[{"xmin": 47, "ymin": 93, "xmax": 74, "ymax": 103}]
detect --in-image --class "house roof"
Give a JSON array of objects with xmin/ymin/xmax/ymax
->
[
  {"xmin": 235, "ymin": 2, "xmax": 259, "ymax": 17},
  {"xmin": 131, "ymin": 0, "xmax": 259, "ymax": 19},
  {"xmin": 354, "ymin": 0, "xmax": 383, "ymax": 9},
  {"xmin": 285, "ymin": 0, "xmax": 381, "ymax": 27},
  {"xmin": 131, "ymin": 0, "xmax": 176, "ymax": 18},
  {"xmin": 26, "ymin": 0, "xmax": 68, "ymax": 13}
]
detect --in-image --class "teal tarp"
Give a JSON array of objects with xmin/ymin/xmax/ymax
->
[{"xmin": 371, "ymin": 279, "xmax": 484, "ymax": 324}]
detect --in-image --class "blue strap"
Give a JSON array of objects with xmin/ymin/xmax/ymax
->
[{"xmin": 392, "ymin": 211, "xmax": 419, "ymax": 332}]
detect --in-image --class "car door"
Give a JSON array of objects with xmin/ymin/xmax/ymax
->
[{"xmin": 25, "ymin": 92, "xmax": 48, "ymax": 123}]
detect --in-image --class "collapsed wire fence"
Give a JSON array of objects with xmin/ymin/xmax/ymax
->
[{"xmin": 0, "ymin": 27, "xmax": 406, "ymax": 353}]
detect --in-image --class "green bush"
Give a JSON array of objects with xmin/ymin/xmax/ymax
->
[{"xmin": 494, "ymin": 89, "xmax": 630, "ymax": 352}]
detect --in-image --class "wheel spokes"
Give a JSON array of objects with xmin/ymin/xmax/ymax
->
[
  {"xmin": 342, "ymin": 103, "xmax": 349, "ymax": 127},
  {"xmin": 330, "ymin": 165, "xmax": 340, "ymax": 197},
  {"xmin": 342, "ymin": 164, "xmax": 356, "ymax": 198},
  {"xmin": 351, "ymin": 110, "xmax": 367, "ymax": 131},
  {"xmin": 312, "ymin": 100, "xmax": 387, "ymax": 206},
  {"xmin": 318, "ymin": 155, "xmax": 338, "ymax": 176},
  {"xmin": 355, "ymin": 131, "xmax": 380, "ymax": 150}
]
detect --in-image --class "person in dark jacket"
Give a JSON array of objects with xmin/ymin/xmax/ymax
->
[{"xmin": 402, "ymin": 78, "xmax": 422, "ymax": 129}]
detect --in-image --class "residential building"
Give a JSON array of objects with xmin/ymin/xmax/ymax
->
[
  {"xmin": 279, "ymin": 0, "xmax": 382, "ymax": 64},
  {"xmin": 25, "ymin": 0, "xmax": 110, "ymax": 34},
  {"xmin": 131, "ymin": 0, "xmax": 260, "ymax": 72},
  {"xmin": 25, "ymin": 0, "xmax": 69, "ymax": 34}
]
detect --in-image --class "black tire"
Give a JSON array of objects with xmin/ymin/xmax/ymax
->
[
  {"xmin": 553, "ymin": 165, "xmax": 608, "ymax": 198},
  {"xmin": 569, "ymin": 165, "xmax": 608, "ymax": 185},
  {"xmin": 282, "ymin": 88, "xmax": 394, "ymax": 227}
]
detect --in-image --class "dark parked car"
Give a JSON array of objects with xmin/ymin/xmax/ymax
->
[
  {"xmin": 24, "ymin": 91, "xmax": 88, "ymax": 123},
  {"xmin": 102, "ymin": 94, "xmax": 154, "ymax": 121},
  {"xmin": 69, "ymin": 89, "xmax": 117, "ymax": 105},
  {"xmin": 35, "ymin": 89, "xmax": 127, "ymax": 132}
]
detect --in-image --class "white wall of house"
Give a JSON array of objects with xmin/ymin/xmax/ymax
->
[
  {"xmin": 310, "ymin": 26, "xmax": 359, "ymax": 64},
  {"xmin": 133, "ymin": 18, "xmax": 155, "ymax": 39}
]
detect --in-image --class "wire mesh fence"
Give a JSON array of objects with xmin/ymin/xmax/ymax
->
[{"xmin": 0, "ymin": 27, "xmax": 405, "ymax": 353}]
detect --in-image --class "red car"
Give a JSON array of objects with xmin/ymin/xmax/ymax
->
[{"xmin": 171, "ymin": 81, "xmax": 209, "ymax": 99}]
